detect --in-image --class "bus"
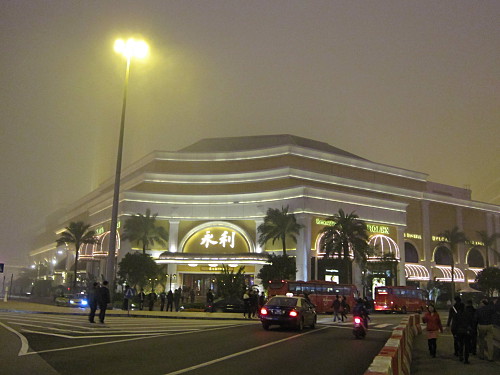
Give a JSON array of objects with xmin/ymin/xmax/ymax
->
[
  {"xmin": 267, "ymin": 280, "xmax": 359, "ymax": 314},
  {"xmin": 374, "ymin": 286, "xmax": 428, "ymax": 313}
]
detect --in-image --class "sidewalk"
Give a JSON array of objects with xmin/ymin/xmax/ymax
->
[
  {"xmin": 0, "ymin": 299, "xmax": 249, "ymax": 321},
  {"xmin": 411, "ymin": 328, "xmax": 499, "ymax": 374}
]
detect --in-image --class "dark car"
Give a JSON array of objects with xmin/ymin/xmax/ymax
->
[
  {"xmin": 55, "ymin": 294, "xmax": 88, "ymax": 308},
  {"xmin": 208, "ymin": 297, "xmax": 246, "ymax": 313},
  {"xmin": 260, "ymin": 295, "xmax": 317, "ymax": 331}
]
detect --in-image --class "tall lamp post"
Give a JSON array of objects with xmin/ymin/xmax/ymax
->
[
  {"xmin": 105, "ymin": 38, "xmax": 149, "ymax": 289},
  {"xmin": 166, "ymin": 274, "xmax": 177, "ymax": 291}
]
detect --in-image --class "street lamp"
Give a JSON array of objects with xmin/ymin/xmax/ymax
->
[
  {"xmin": 106, "ymin": 38, "xmax": 149, "ymax": 289},
  {"xmin": 166, "ymin": 274, "xmax": 177, "ymax": 291}
]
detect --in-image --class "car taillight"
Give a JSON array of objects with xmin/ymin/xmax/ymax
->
[
  {"xmin": 354, "ymin": 317, "xmax": 362, "ymax": 324},
  {"xmin": 260, "ymin": 308, "xmax": 268, "ymax": 315},
  {"xmin": 289, "ymin": 310, "xmax": 298, "ymax": 317}
]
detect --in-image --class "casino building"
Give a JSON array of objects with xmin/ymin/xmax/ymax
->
[{"xmin": 30, "ymin": 135, "xmax": 500, "ymax": 296}]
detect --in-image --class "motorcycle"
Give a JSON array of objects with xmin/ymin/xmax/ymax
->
[{"xmin": 353, "ymin": 316, "xmax": 367, "ymax": 339}]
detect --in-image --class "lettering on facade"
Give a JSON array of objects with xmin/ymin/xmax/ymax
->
[
  {"xmin": 200, "ymin": 230, "xmax": 236, "ymax": 249},
  {"xmin": 95, "ymin": 226, "xmax": 104, "ymax": 235},
  {"xmin": 366, "ymin": 224, "xmax": 390, "ymax": 234},
  {"xmin": 404, "ymin": 233, "xmax": 422, "ymax": 240},
  {"xmin": 315, "ymin": 218, "xmax": 335, "ymax": 226}
]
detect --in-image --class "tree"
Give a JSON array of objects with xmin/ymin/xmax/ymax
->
[
  {"xmin": 56, "ymin": 221, "xmax": 96, "ymax": 292},
  {"xmin": 257, "ymin": 206, "xmax": 304, "ymax": 256},
  {"xmin": 476, "ymin": 230, "xmax": 500, "ymax": 268},
  {"xmin": 475, "ymin": 267, "xmax": 500, "ymax": 297},
  {"xmin": 257, "ymin": 254, "xmax": 297, "ymax": 289},
  {"xmin": 216, "ymin": 265, "xmax": 246, "ymax": 299},
  {"xmin": 122, "ymin": 209, "xmax": 169, "ymax": 255},
  {"xmin": 319, "ymin": 209, "xmax": 371, "ymax": 284},
  {"xmin": 438, "ymin": 226, "xmax": 467, "ymax": 302},
  {"xmin": 117, "ymin": 253, "xmax": 159, "ymax": 290}
]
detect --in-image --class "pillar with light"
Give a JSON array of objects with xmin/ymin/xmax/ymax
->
[{"xmin": 105, "ymin": 38, "xmax": 149, "ymax": 290}]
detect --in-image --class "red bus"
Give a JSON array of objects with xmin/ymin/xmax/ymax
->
[
  {"xmin": 374, "ymin": 286, "xmax": 428, "ymax": 313},
  {"xmin": 267, "ymin": 280, "xmax": 359, "ymax": 314}
]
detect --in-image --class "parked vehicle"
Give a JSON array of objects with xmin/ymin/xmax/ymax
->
[
  {"xmin": 55, "ymin": 294, "xmax": 88, "ymax": 308},
  {"xmin": 207, "ymin": 297, "xmax": 245, "ymax": 313},
  {"xmin": 260, "ymin": 295, "xmax": 317, "ymax": 331},
  {"xmin": 267, "ymin": 280, "xmax": 359, "ymax": 313},
  {"xmin": 374, "ymin": 286, "xmax": 428, "ymax": 313}
]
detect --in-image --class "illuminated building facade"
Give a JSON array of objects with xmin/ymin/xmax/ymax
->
[{"xmin": 30, "ymin": 135, "xmax": 500, "ymax": 295}]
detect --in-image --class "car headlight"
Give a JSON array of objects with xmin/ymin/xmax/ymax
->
[
  {"xmin": 81, "ymin": 300, "xmax": 88, "ymax": 306},
  {"xmin": 70, "ymin": 300, "xmax": 75, "ymax": 304}
]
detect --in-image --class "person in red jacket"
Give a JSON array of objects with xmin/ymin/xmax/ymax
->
[{"xmin": 423, "ymin": 304, "xmax": 444, "ymax": 357}]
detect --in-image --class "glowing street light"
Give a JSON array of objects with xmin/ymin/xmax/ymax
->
[{"xmin": 106, "ymin": 38, "xmax": 149, "ymax": 290}]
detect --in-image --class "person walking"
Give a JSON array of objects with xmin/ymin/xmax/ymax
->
[
  {"xmin": 159, "ymin": 291, "xmax": 166, "ymax": 311},
  {"xmin": 189, "ymin": 289, "xmax": 195, "ymax": 303},
  {"xmin": 148, "ymin": 290, "xmax": 157, "ymax": 311},
  {"xmin": 138, "ymin": 289, "xmax": 146, "ymax": 311},
  {"xmin": 243, "ymin": 290, "xmax": 251, "ymax": 319},
  {"xmin": 166, "ymin": 290, "xmax": 174, "ymax": 312},
  {"xmin": 447, "ymin": 296, "xmax": 465, "ymax": 356},
  {"xmin": 464, "ymin": 300, "xmax": 477, "ymax": 356},
  {"xmin": 258, "ymin": 291, "xmax": 266, "ymax": 317},
  {"xmin": 97, "ymin": 280, "xmax": 110, "ymax": 324},
  {"xmin": 332, "ymin": 295, "xmax": 341, "ymax": 322},
  {"xmin": 122, "ymin": 285, "xmax": 133, "ymax": 311},
  {"xmin": 340, "ymin": 295, "xmax": 348, "ymax": 322},
  {"xmin": 475, "ymin": 299, "xmax": 495, "ymax": 361},
  {"xmin": 451, "ymin": 302, "xmax": 475, "ymax": 364},
  {"xmin": 174, "ymin": 287, "xmax": 181, "ymax": 311},
  {"xmin": 423, "ymin": 304, "xmax": 443, "ymax": 358},
  {"xmin": 88, "ymin": 282, "xmax": 100, "ymax": 323}
]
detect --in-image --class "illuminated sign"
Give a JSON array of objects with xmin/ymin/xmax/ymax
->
[
  {"xmin": 183, "ymin": 226, "xmax": 249, "ymax": 254},
  {"xmin": 405, "ymin": 233, "xmax": 422, "ymax": 240},
  {"xmin": 366, "ymin": 224, "xmax": 390, "ymax": 235},
  {"xmin": 200, "ymin": 230, "xmax": 236, "ymax": 249},
  {"xmin": 432, "ymin": 236, "xmax": 484, "ymax": 247},
  {"xmin": 315, "ymin": 218, "xmax": 335, "ymax": 226}
]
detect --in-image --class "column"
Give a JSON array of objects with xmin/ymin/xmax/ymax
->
[
  {"xmin": 295, "ymin": 214, "xmax": 311, "ymax": 281},
  {"xmin": 254, "ymin": 219, "xmax": 264, "ymax": 253},
  {"xmin": 421, "ymin": 201, "xmax": 432, "ymax": 281},
  {"xmin": 397, "ymin": 226, "xmax": 406, "ymax": 286},
  {"xmin": 456, "ymin": 207, "xmax": 465, "ymax": 266},
  {"xmin": 168, "ymin": 220, "xmax": 180, "ymax": 253}
]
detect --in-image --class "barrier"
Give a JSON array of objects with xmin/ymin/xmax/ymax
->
[{"xmin": 363, "ymin": 314, "xmax": 421, "ymax": 375}]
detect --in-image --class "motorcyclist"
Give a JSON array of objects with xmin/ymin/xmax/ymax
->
[{"xmin": 352, "ymin": 298, "xmax": 370, "ymax": 329}]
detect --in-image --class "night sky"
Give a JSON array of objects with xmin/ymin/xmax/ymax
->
[{"xmin": 1, "ymin": 1, "xmax": 499, "ymax": 269}]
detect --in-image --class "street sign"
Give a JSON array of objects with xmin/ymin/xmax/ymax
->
[{"xmin": 0, "ymin": 263, "xmax": 4, "ymax": 273}]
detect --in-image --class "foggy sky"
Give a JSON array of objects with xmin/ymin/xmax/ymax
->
[{"xmin": 1, "ymin": 1, "xmax": 499, "ymax": 269}]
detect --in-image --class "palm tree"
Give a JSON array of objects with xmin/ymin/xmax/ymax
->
[
  {"xmin": 476, "ymin": 230, "xmax": 500, "ymax": 268},
  {"xmin": 320, "ymin": 209, "xmax": 371, "ymax": 284},
  {"xmin": 122, "ymin": 209, "xmax": 169, "ymax": 255},
  {"xmin": 56, "ymin": 221, "xmax": 97, "ymax": 292},
  {"xmin": 437, "ymin": 226, "xmax": 467, "ymax": 302},
  {"xmin": 257, "ymin": 206, "xmax": 304, "ymax": 257}
]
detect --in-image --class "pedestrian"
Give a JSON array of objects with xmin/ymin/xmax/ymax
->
[
  {"xmin": 423, "ymin": 304, "xmax": 443, "ymax": 358},
  {"xmin": 138, "ymin": 289, "xmax": 146, "ymax": 310},
  {"xmin": 258, "ymin": 292, "xmax": 266, "ymax": 312},
  {"xmin": 250, "ymin": 290, "xmax": 259, "ymax": 318},
  {"xmin": 206, "ymin": 289, "xmax": 214, "ymax": 305},
  {"xmin": 88, "ymin": 282, "xmax": 99, "ymax": 323},
  {"xmin": 340, "ymin": 295, "xmax": 348, "ymax": 322},
  {"xmin": 464, "ymin": 300, "xmax": 477, "ymax": 356},
  {"xmin": 475, "ymin": 299, "xmax": 495, "ymax": 361},
  {"xmin": 166, "ymin": 290, "xmax": 174, "ymax": 311},
  {"xmin": 452, "ymin": 302, "xmax": 475, "ymax": 364},
  {"xmin": 174, "ymin": 287, "xmax": 181, "ymax": 311},
  {"xmin": 148, "ymin": 290, "xmax": 157, "ymax": 311},
  {"xmin": 122, "ymin": 285, "xmax": 133, "ymax": 311},
  {"xmin": 97, "ymin": 280, "xmax": 110, "ymax": 324},
  {"xmin": 447, "ymin": 296, "xmax": 465, "ymax": 356},
  {"xmin": 190, "ymin": 289, "xmax": 195, "ymax": 303},
  {"xmin": 243, "ymin": 290, "xmax": 251, "ymax": 318},
  {"xmin": 159, "ymin": 291, "xmax": 166, "ymax": 311},
  {"xmin": 332, "ymin": 295, "xmax": 341, "ymax": 322}
]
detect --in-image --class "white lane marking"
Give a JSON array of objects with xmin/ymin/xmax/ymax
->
[
  {"xmin": 0, "ymin": 321, "xmax": 30, "ymax": 356},
  {"xmin": 19, "ymin": 322, "xmax": 248, "ymax": 356},
  {"xmin": 20, "ymin": 329, "xmax": 167, "ymax": 339},
  {"xmin": 163, "ymin": 327, "xmax": 329, "ymax": 375},
  {"xmin": 373, "ymin": 323, "xmax": 391, "ymax": 328}
]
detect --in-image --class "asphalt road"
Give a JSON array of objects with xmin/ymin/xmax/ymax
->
[{"xmin": 0, "ymin": 312, "xmax": 401, "ymax": 375}]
